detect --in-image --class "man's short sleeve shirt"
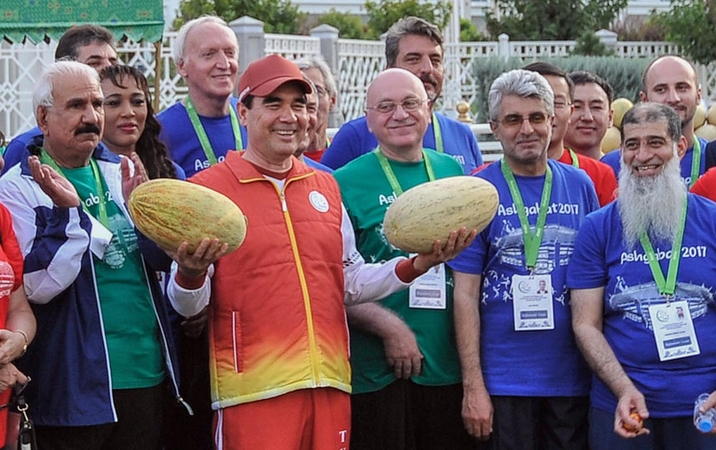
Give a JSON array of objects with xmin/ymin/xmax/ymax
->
[{"xmin": 448, "ymin": 160, "xmax": 599, "ymax": 397}]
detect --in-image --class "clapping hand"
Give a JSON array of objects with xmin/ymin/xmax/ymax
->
[{"xmin": 28, "ymin": 156, "xmax": 80, "ymax": 208}]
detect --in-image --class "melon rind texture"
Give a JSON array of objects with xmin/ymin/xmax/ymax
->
[
  {"xmin": 128, "ymin": 179, "xmax": 247, "ymax": 254},
  {"xmin": 383, "ymin": 176, "xmax": 499, "ymax": 253}
]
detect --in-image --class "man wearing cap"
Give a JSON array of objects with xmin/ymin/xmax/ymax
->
[{"xmin": 165, "ymin": 54, "xmax": 474, "ymax": 449}]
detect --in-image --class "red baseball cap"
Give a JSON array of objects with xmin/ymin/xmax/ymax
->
[{"xmin": 237, "ymin": 54, "xmax": 313, "ymax": 102}]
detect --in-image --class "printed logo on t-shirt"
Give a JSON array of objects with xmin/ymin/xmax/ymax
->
[
  {"xmin": 378, "ymin": 191, "xmax": 397, "ymax": 206},
  {"xmin": 194, "ymin": 156, "xmax": 225, "ymax": 172},
  {"xmin": 619, "ymin": 246, "xmax": 708, "ymax": 265},
  {"xmin": 608, "ymin": 277, "xmax": 710, "ymax": 331},
  {"xmin": 0, "ymin": 261, "xmax": 14, "ymax": 297},
  {"xmin": 103, "ymin": 213, "xmax": 139, "ymax": 269},
  {"xmin": 309, "ymin": 191, "xmax": 329, "ymax": 213},
  {"xmin": 497, "ymin": 201, "xmax": 581, "ymax": 217}
]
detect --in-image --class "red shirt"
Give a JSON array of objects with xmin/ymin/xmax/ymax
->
[
  {"xmin": 304, "ymin": 148, "xmax": 326, "ymax": 162},
  {"xmin": 558, "ymin": 149, "xmax": 617, "ymax": 206},
  {"xmin": 0, "ymin": 203, "xmax": 23, "ymax": 446},
  {"xmin": 691, "ymin": 166, "xmax": 716, "ymax": 201}
]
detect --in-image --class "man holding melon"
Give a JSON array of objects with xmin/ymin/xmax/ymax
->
[
  {"xmin": 166, "ymin": 54, "xmax": 474, "ymax": 450},
  {"xmin": 568, "ymin": 102, "xmax": 716, "ymax": 449},
  {"xmin": 334, "ymin": 68, "xmax": 482, "ymax": 449},
  {"xmin": 449, "ymin": 69, "xmax": 599, "ymax": 449}
]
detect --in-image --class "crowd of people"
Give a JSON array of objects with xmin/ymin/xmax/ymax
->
[{"xmin": 0, "ymin": 12, "xmax": 715, "ymax": 450}]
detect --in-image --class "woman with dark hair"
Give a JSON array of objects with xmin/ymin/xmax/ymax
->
[{"xmin": 99, "ymin": 65, "xmax": 184, "ymax": 180}]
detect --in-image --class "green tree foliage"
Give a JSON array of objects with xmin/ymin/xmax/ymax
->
[
  {"xmin": 364, "ymin": 0, "xmax": 451, "ymax": 39},
  {"xmin": 470, "ymin": 56, "xmax": 647, "ymax": 121},
  {"xmin": 313, "ymin": 9, "xmax": 368, "ymax": 39},
  {"xmin": 654, "ymin": 0, "xmax": 716, "ymax": 64},
  {"xmin": 173, "ymin": 0, "xmax": 305, "ymax": 34},
  {"xmin": 571, "ymin": 31, "xmax": 614, "ymax": 56},
  {"xmin": 460, "ymin": 18, "xmax": 487, "ymax": 42},
  {"xmin": 485, "ymin": 0, "xmax": 627, "ymax": 40}
]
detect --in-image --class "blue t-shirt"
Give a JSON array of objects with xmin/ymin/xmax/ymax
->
[
  {"xmin": 601, "ymin": 137, "xmax": 708, "ymax": 186},
  {"xmin": 158, "ymin": 96, "xmax": 248, "ymax": 178},
  {"xmin": 302, "ymin": 156, "xmax": 333, "ymax": 173},
  {"xmin": 566, "ymin": 194, "xmax": 716, "ymax": 417},
  {"xmin": 448, "ymin": 160, "xmax": 598, "ymax": 397},
  {"xmin": 1, "ymin": 127, "xmax": 42, "ymax": 176},
  {"xmin": 321, "ymin": 113, "xmax": 483, "ymax": 175}
]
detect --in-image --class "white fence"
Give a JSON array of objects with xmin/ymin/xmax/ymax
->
[{"xmin": 1, "ymin": 29, "xmax": 712, "ymax": 142}]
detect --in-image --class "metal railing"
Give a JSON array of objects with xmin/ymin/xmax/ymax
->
[{"xmin": 0, "ymin": 29, "xmax": 706, "ymax": 141}]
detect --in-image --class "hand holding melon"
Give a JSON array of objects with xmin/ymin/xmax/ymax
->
[
  {"xmin": 128, "ymin": 179, "xmax": 247, "ymax": 255},
  {"xmin": 382, "ymin": 176, "xmax": 499, "ymax": 256}
]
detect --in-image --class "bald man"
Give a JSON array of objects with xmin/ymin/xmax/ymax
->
[{"xmin": 334, "ymin": 68, "xmax": 480, "ymax": 450}]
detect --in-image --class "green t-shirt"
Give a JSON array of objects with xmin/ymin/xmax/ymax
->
[
  {"xmin": 334, "ymin": 149, "xmax": 464, "ymax": 394},
  {"xmin": 64, "ymin": 164, "xmax": 164, "ymax": 389}
]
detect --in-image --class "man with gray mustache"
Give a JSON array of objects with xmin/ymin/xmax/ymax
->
[{"xmin": 0, "ymin": 60, "xmax": 183, "ymax": 449}]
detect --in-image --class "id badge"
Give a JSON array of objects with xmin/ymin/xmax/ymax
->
[
  {"xmin": 409, "ymin": 262, "xmax": 446, "ymax": 309},
  {"xmin": 512, "ymin": 274, "xmax": 554, "ymax": 331},
  {"xmin": 649, "ymin": 300, "xmax": 700, "ymax": 361}
]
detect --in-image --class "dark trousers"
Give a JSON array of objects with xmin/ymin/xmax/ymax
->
[
  {"xmin": 490, "ymin": 395, "xmax": 589, "ymax": 450},
  {"xmin": 34, "ymin": 384, "xmax": 163, "ymax": 450},
  {"xmin": 589, "ymin": 407, "xmax": 716, "ymax": 450},
  {"xmin": 351, "ymin": 379, "xmax": 487, "ymax": 450},
  {"xmin": 162, "ymin": 328, "xmax": 213, "ymax": 450}
]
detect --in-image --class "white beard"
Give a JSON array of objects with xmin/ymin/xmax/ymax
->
[{"xmin": 617, "ymin": 153, "xmax": 686, "ymax": 249}]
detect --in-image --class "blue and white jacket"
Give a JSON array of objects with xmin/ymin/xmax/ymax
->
[{"xmin": 0, "ymin": 137, "xmax": 186, "ymax": 427}]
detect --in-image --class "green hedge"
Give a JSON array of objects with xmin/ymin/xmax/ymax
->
[{"xmin": 468, "ymin": 56, "xmax": 650, "ymax": 122}]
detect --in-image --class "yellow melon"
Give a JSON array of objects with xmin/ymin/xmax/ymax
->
[
  {"xmin": 601, "ymin": 126, "xmax": 622, "ymax": 154},
  {"xmin": 383, "ymin": 176, "xmax": 499, "ymax": 253},
  {"xmin": 707, "ymin": 103, "xmax": 716, "ymax": 125},
  {"xmin": 695, "ymin": 123, "xmax": 716, "ymax": 142},
  {"xmin": 611, "ymin": 98, "xmax": 634, "ymax": 128},
  {"xmin": 128, "ymin": 179, "xmax": 247, "ymax": 254},
  {"xmin": 694, "ymin": 104, "xmax": 707, "ymax": 129}
]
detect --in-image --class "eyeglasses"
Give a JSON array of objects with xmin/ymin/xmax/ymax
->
[
  {"xmin": 496, "ymin": 112, "xmax": 551, "ymax": 128},
  {"xmin": 366, "ymin": 98, "xmax": 429, "ymax": 114}
]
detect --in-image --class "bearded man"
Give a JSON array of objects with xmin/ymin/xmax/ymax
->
[
  {"xmin": 567, "ymin": 102, "xmax": 716, "ymax": 449},
  {"xmin": 601, "ymin": 55, "xmax": 707, "ymax": 188}
]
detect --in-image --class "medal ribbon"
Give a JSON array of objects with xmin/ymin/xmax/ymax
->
[
  {"xmin": 568, "ymin": 148, "xmax": 580, "ymax": 169},
  {"xmin": 500, "ymin": 160, "xmax": 553, "ymax": 270},
  {"xmin": 689, "ymin": 137, "xmax": 701, "ymax": 188},
  {"xmin": 432, "ymin": 113, "xmax": 444, "ymax": 154},
  {"xmin": 374, "ymin": 148, "xmax": 436, "ymax": 196},
  {"xmin": 639, "ymin": 199, "xmax": 687, "ymax": 296},
  {"xmin": 186, "ymin": 97, "xmax": 243, "ymax": 165}
]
